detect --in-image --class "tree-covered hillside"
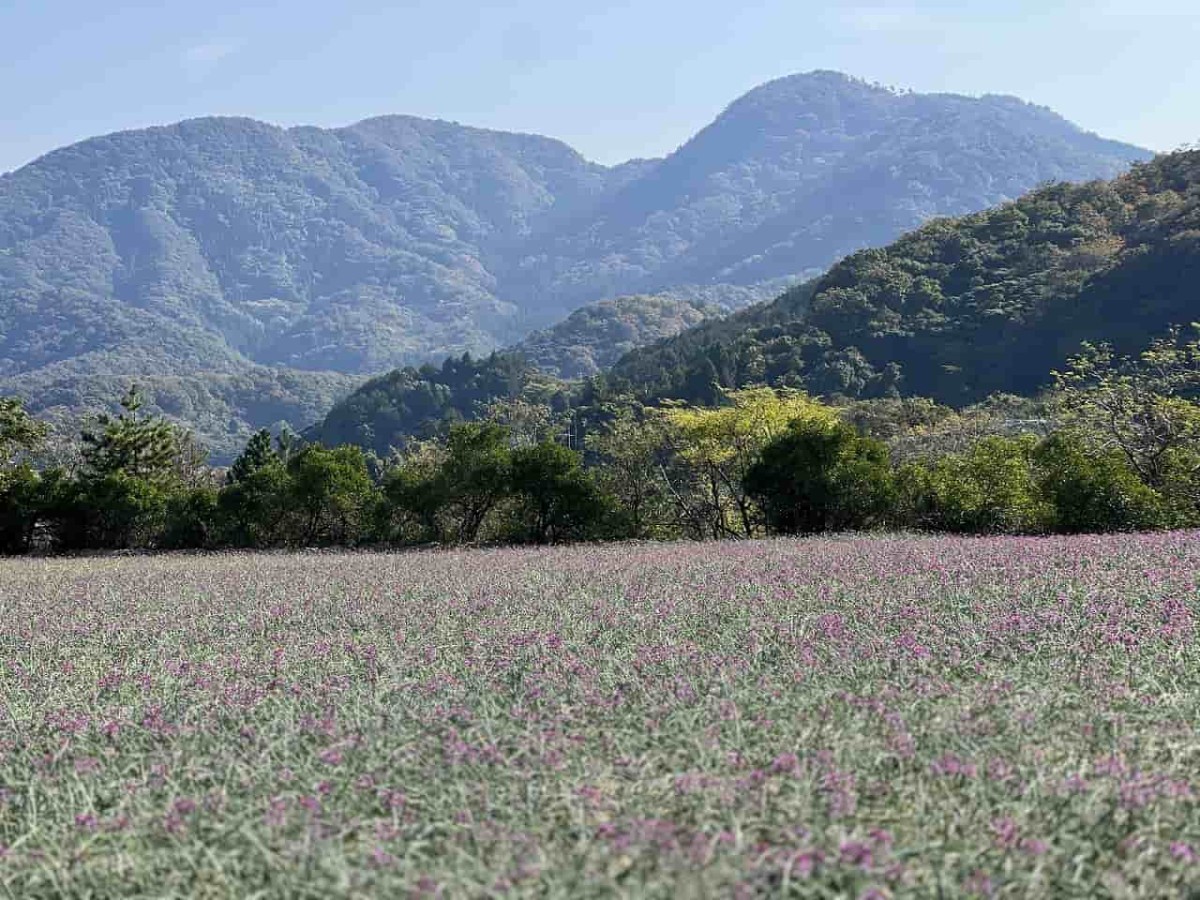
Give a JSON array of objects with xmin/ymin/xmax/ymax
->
[
  {"xmin": 0, "ymin": 72, "xmax": 1151, "ymax": 455},
  {"xmin": 308, "ymin": 353, "xmax": 568, "ymax": 457},
  {"xmin": 0, "ymin": 115, "xmax": 620, "ymax": 379},
  {"xmin": 529, "ymin": 72, "xmax": 1148, "ymax": 307},
  {"xmin": 9, "ymin": 366, "xmax": 362, "ymax": 464},
  {"xmin": 610, "ymin": 150, "xmax": 1200, "ymax": 406},
  {"xmin": 512, "ymin": 283, "xmax": 789, "ymax": 379}
]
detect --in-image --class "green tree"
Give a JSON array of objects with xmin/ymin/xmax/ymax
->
[
  {"xmin": 217, "ymin": 459, "xmax": 292, "ymax": 548},
  {"xmin": 478, "ymin": 396, "xmax": 558, "ymax": 448},
  {"xmin": 58, "ymin": 387, "xmax": 211, "ymax": 549},
  {"xmin": 899, "ymin": 436, "xmax": 1052, "ymax": 534},
  {"xmin": 0, "ymin": 465, "xmax": 46, "ymax": 554},
  {"xmin": 377, "ymin": 441, "xmax": 449, "ymax": 544},
  {"xmin": 1159, "ymin": 446, "xmax": 1200, "ymax": 525},
  {"xmin": 0, "ymin": 397, "xmax": 49, "ymax": 554},
  {"xmin": 744, "ymin": 420, "xmax": 895, "ymax": 534},
  {"xmin": 1051, "ymin": 328, "xmax": 1200, "ymax": 489},
  {"xmin": 275, "ymin": 424, "xmax": 304, "ymax": 464},
  {"xmin": 57, "ymin": 472, "xmax": 172, "ymax": 550},
  {"xmin": 160, "ymin": 487, "xmax": 220, "ymax": 550},
  {"xmin": 438, "ymin": 423, "xmax": 513, "ymax": 543},
  {"xmin": 508, "ymin": 442, "xmax": 610, "ymax": 544},
  {"xmin": 227, "ymin": 429, "xmax": 278, "ymax": 484},
  {"xmin": 663, "ymin": 389, "xmax": 838, "ymax": 538},
  {"xmin": 1033, "ymin": 432, "xmax": 1168, "ymax": 533},
  {"xmin": 81, "ymin": 386, "xmax": 201, "ymax": 486},
  {"xmin": 586, "ymin": 404, "xmax": 675, "ymax": 539},
  {"xmin": 284, "ymin": 445, "xmax": 376, "ymax": 546},
  {"xmin": 1, "ymin": 397, "xmax": 48, "ymax": 469}
]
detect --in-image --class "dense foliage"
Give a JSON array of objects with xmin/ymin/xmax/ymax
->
[
  {"xmin": 0, "ymin": 72, "xmax": 1147, "ymax": 452},
  {"xmin": 3, "ymin": 328, "xmax": 1200, "ymax": 554},
  {"xmin": 7, "ymin": 365, "xmax": 361, "ymax": 465},
  {"xmin": 745, "ymin": 419, "xmax": 895, "ymax": 534},
  {"xmin": 609, "ymin": 150, "xmax": 1200, "ymax": 406},
  {"xmin": 511, "ymin": 285, "xmax": 785, "ymax": 379},
  {"xmin": 309, "ymin": 352, "xmax": 570, "ymax": 457}
]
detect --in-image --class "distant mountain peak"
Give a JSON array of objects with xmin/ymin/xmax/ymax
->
[{"xmin": 753, "ymin": 69, "xmax": 875, "ymax": 90}]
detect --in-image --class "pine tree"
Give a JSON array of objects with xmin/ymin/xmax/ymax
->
[
  {"xmin": 0, "ymin": 397, "xmax": 47, "ymax": 473},
  {"xmin": 227, "ymin": 429, "xmax": 278, "ymax": 485},
  {"xmin": 80, "ymin": 386, "xmax": 187, "ymax": 485}
]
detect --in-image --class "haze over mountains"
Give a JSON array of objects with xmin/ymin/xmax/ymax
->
[{"xmin": 0, "ymin": 71, "xmax": 1150, "ymax": 458}]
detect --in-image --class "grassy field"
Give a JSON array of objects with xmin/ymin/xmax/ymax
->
[{"xmin": 2, "ymin": 534, "xmax": 1199, "ymax": 898}]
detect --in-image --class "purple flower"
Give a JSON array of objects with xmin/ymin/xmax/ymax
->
[
  {"xmin": 1171, "ymin": 842, "xmax": 1198, "ymax": 864},
  {"xmin": 991, "ymin": 817, "xmax": 1019, "ymax": 851},
  {"xmin": 840, "ymin": 840, "xmax": 874, "ymax": 869},
  {"xmin": 770, "ymin": 752, "xmax": 800, "ymax": 775},
  {"xmin": 1020, "ymin": 838, "xmax": 1048, "ymax": 857}
]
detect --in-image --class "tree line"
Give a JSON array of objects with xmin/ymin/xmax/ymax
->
[{"xmin": 2, "ymin": 330, "xmax": 1199, "ymax": 555}]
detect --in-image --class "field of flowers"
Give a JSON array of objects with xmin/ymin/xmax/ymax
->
[{"xmin": 2, "ymin": 533, "xmax": 1199, "ymax": 897}]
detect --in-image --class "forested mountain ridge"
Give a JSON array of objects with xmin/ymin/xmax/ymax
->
[
  {"xmin": 0, "ymin": 115, "xmax": 619, "ymax": 458},
  {"xmin": 0, "ymin": 72, "xmax": 1150, "ymax": 458},
  {"xmin": 308, "ymin": 283, "xmax": 800, "ymax": 455},
  {"xmin": 528, "ymin": 72, "xmax": 1148, "ymax": 304},
  {"xmin": 0, "ymin": 114, "xmax": 620, "ymax": 377},
  {"xmin": 510, "ymin": 282, "xmax": 793, "ymax": 379},
  {"xmin": 609, "ymin": 150, "xmax": 1200, "ymax": 405}
]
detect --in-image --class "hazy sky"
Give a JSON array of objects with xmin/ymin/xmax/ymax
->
[{"xmin": 2, "ymin": 0, "xmax": 1198, "ymax": 174}]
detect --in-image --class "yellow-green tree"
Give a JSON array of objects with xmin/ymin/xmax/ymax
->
[
  {"xmin": 662, "ymin": 388, "xmax": 838, "ymax": 538},
  {"xmin": 587, "ymin": 403, "xmax": 676, "ymax": 539},
  {"xmin": 1051, "ymin": 328, "xmax": 1200, "ymax": 498}
]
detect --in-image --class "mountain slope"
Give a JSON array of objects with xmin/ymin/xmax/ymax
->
[
  {"xmin": 608, "ymin": 150, "xmax": 1200, "ymax": 405},
  {"xmin": 308, "ymin": 352, "xmax": 567, "ymax": 457},
  {"xmin": 17, "ymin": 366, "xmax": 363, "ymax": 465},
  {"xmin": 0, "ymin": 115, "xmax": 622, "ymax": 378},
  {"xmin": 522, "ymin": 71, "xmax": 1149, "ymax": 309},
  {"xmin": 0, "ymin": 72, "xmax": 1152, "ymax": 456},
  {"xmin": 511, "ymin": 282, "xmax": 791, "ymax": 379}
]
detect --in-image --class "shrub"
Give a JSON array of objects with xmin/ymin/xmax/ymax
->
[
  {"xmin": 0, "ymin": 465, "xmax": 44, "ymax": 554},
  {"xmin": 508, "ymin": 442, "xmax": 612, "ymax": 544},
  {"xmin": 1034, "ymin": 433, "xmax": 1168, "ymax": 533},
  {"xmin": 744, "ymin": 420, "xmax": 895, "ymax": 534},
  {"xmin": 52, "ymin": 473, "xmax": 171, "ymax": 550},
  {"xmin": 160, "ymin": 487, "xmax": 221, "ymax": 550},
  {"xmin": 1158, "ymin": 447, "xmax": 1200, "ymax": 527},
  {"xmin": 899, "ymin": 436, "xmax": 1052, "ymax": 534},
  {"xmin": 217, "ymin": 461, "xmax": 292, "ymax": 548},
  {"xmin": 283, "ymin": 445, "xmax": 376, "ymax": 546}
]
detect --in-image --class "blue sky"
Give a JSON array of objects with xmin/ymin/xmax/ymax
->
[{"xmin": 2, "ymin": 0, "xmax": 1198, "ymax": 173}]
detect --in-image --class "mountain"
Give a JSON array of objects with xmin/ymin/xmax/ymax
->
[
  {"xmin": 521, "ymin": 72, "xmax": 1149, "ymax": 308},
  {"xmin": 0, "ymin": 116, "xmax": 623, "ymax": 458},
  {"xmin": 0, "ymin": 72, "xmax": 1150, "ymax": 457},
  {"xmin": 511, "ymin": 282, "xmax": 792, "ymax": 379},
  {"xmin": 608, "ymin": 150, "xmax": 1200, "ymax": 406},
  {"xmin": 0, "ymin": 115, "xmax": 624, "ymax": 377}
]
